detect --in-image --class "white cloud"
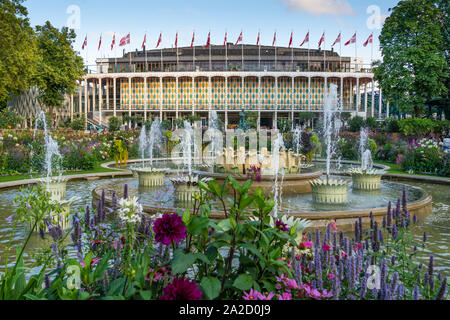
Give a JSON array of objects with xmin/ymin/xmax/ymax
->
[{"xmin": 282, "ymin": 0, "xmax": 354, "ymax": 15}]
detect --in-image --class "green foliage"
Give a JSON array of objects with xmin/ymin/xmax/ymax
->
[
  {"xmin": 0, "ymin": 0, "xmax": 38, "ymax": 108},
  {"xmin": 374, "ymin": 0, "xmax": 448, "ymax": 116},
  {"xmin": 381, "ymin": 117, "xmax": 400, "ymax": 133},
  {"xmin": 365, "ymin": 117, "xmax": 379, "ymax": 131},
  {"xmin": 398, "ymin": 118, "xmax": 436, "ymax": 137},
  {"xmin": 108, "ymin": 116, "xmax": 122, "ymax": 132},
  {"xmin": 277, "ymin": 118, "xmax": 292, "ymax": 133},
  {"xmin": 298, "ymin": 112, "xmax": 315, "ymax": 124},
  {"xmin": 0, "ymin": 108, "xmax": 23, "ymax": 129},
  {"xmin": 347, "ymin": 116, "xmax": 365, "ymax": 132},
  {"xmin": 70, "ymin": 116, "xmax": 85, "ymax": 131},
  {"xmin": 32, "ymin": 21, "xmax": 85, "ymax": 112}
]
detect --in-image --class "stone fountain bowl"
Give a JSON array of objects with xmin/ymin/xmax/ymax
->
[
  {"xmin": 37, "ymin": 177, "xmax": 68, "ymax": 202},
  {"xmin": 309, "ymin": 178, "xmax": 349, "ymax": 204},
  {"xmin": 169, "ymin": 176, "xmax": 212, "ymax": 202},
  {"xmin": 133, "ymin": 167, "xmax": 167, "ymax": 187},
  {"xmin": 348, "ymin": 168, "xmax": 383, "ymax": 191}
]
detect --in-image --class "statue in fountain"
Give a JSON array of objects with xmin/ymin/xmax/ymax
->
[{"xmin": 238, "ymin": 109, "xmax": 248, "ymax": 131}]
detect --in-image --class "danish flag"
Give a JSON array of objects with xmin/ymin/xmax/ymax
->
[
  {"xmin": 300, "ymin": 32, "xmax": 309, "ymax": 47},
  {"xmin": 119, "ymin": 33, "xmax": 130, "ymax": 46},
  {"xmin": 234, "ymin": 31, "xmax": 243, "ymax": 46},
  {"xmin": 98, "ymin": 34, "xmax": 102, "ymax": 51},
  {"xmin": 345, "ymin": 33, "xmax": 356, "ymax": 46},
  {"xmin": 142, "ymin": 33, "xmax": 146, "ymax": 49},
  {"xmin": 224, "ymin": 31, "xmax": 227, "ymax": 47},
  {"xmin": 288, "ymin": 31, "xmax": 293, "ymax": 48},
  {"xmin": 206, "ymin": 31, "xmax": 210, "ymax": 48},
  {"xmin": 363, "ymin": 33, "xmax": 373, "ymax": 47},
  {"xmin": 191, "ymin": 31, "xmax": 195, "ymax": 48},
  {"xmin": 256, "ymin": 31, "xmax": 260, "ymax": 46},
  {"xmin": 332, "ymin": 32, "xmax": 341, "ymax": 46},
  {"xmin": 156, "ymin": 32, "xmax": 162, "ymax": 48},
  {"xmin": 175, "ymin": 32, "xmax": 178, "ymax": 48},
  {"xmin": 272, "ymin": 31, "xmax": 277, "ymax": 46},
  {"xmin": 82, "ymin": 35, "xmax": 87, "ymax": 50},
  {"xmin": 318, "ymin": 32, "xmax": 325, "ymax": 48},
  {"xmin": 111, "ymin": 33, "xmax": 115, "ymax": 50}
]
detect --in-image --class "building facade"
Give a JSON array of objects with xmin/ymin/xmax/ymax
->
[{"xmin": 71, "ymin": 44, "xmax": 387, "ymax": 129}]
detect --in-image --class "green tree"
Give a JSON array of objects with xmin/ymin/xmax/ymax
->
[
  {"xmin": 0, "ymin": 0, "xmax": 37, "ymax": 109},
  {"xmin": 32, "ymin": 21, "xmax": 84, "ymax": 119},
  {"xmin": 374, "ymin": 0, "xmax": 448, "ymax": 117}
]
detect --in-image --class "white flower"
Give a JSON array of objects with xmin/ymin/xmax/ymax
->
[{"xmin": 117, "ymin": 196, "xmax": 143, "ymax": 224}]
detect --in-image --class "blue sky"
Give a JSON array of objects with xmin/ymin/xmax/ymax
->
[{"xmin": 24, "ymin": 0, "xmax": 399, "ymax": 66}]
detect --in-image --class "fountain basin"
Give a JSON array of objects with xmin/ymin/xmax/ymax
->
[
  {"xmin": 195, "ymin": 170, "xmax": 323, "ymax": 195},
  {"xmin": 310, "ymin": 179, "xmax": 349, "ymax": 204},
  {"xmin": 92, "ymin": 178, "xmax": 432, "ymax": 232},
  {"xmin": 38, "ymin": 177, "xmax": 68, "ymax": 202}
]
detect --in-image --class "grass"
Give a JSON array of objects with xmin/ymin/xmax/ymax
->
[
  {"xmin": 374, "ymin": 161, "xmax": 449, "ymax": 179},
  {"xmin": 0, "ymin": 160, "xmax": 127, "ymax": 184}
]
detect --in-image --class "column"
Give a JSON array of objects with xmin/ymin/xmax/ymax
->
[
  {"xmin": 209, "ymin": 77, "xmax": 212, "ymax": 111},
  {"xmin": 324, "ymin": 77, "xmax": 327, "ymax": 112},
  {"xmin": 378, "ymin": 88, "xmax": 382, "ymax": 119},
  {"xmin": 225, "ymin": 77, "xmax": 228, "ymax": 129},
  {"xmin": 128, "ymin": 77, "xmax": 132, "ymax": 128},
  {"xmin": 192, "ymin": 77, "xmax": 195, "ymax": 116},
  {"xmin": 70, "ymin": 94, "xmax": 74, "ymax": 121},
  {"xmin": 340, "ymin": 77, "xmax": 344, "ymax": 110},
  {"xmin": 144, "ymin": 77, "xmax": 147, "ymax": 121},
  {"xmin": 387, "ymin": 101, "xmax": 390, "ymax": 118},
  {"xmin": 308, "ymin": 77, "xmax": 311, "ymax": 111},
  {"xmin": 176, "ymin": 77, "xmax": 179, "ymax": 119},
  {"xmin": 99, "ymin": 78, "xmax": 102, "ymax": 125},
  {"xmin": 92, "ymin": 80, "xmax": 96, "ymax": 117},
  {"xmin": 291, "ymin": 77, "xmax": 294, "ymax": 130},
  {"xmin": 371, "ymin": 79, "xmax": 375, "ymax": 119},
  {"xmin": 274, "ymin": 77, "xmax": 278, "ymax": 129},
  {"xmin": 258, "ymin": 76, "xmax": 261, "ymax": 131},
  {"xmin": 113, "ymin": 78, "xmax": 117, "ymax": 117},
  {"xmin": 84, "ymin": 81, "xmax": 88, "ymax": 128},
  {"xmin": 242, "ymin": 77, "xmax": 245, "ymax": 109},
  {"xmin": 159, "ymin": 77, "xmax": 163, "ymax": 120},
  {"xmin": 106, "ymin": 79, "xmax": 110, "ymax": 111},
  {"xmin": 349, "ymin": 80, "xmax": 353, "ymax": 110},
  {"xmin": 365, "ymin": 83, "xmax": 368, "ymax": 119},
  {"xmin": 356, "ymin": 78, "xmax": 360, "ymax": 112},
  {"xmin": 78, "ymin": 84, "xmax": 82, "ymax": 118}
]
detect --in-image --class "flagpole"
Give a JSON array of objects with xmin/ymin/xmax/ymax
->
[
  {"xmin": 355, "ymin": 31, "xmax": 357, "ymax": 71},
  {"xmin": 225, "ymin": 30, "xmax": 228, "ymax": 71},
  {"xmin": 274, "ymin": 30, "xmax": 277, "ymax": 71},
  {"xmin": 308, "ymin": 30, "xmax": 310, "ymax": 72},
  {"xmin": 339, "ymin": 31, "xmax": 342, "ymax": 72},
  {"xmin": 323, "ymin": 30, "xmax": 326, "ymax": 72},
  {"xmin": 160, "ymin": 31, "xmax": 163, "ymax": 72},
  {"xmin": 176, "ymin": 32, "xmax": 179, "ymax": 71},
  {"xmin": 258, "ymin": 29, "xmax": 261, "ymax": 71},
  {"xmin": 209, "ymin": 30, "xmax": 212, "ymax": 71},
  {"xmin": 129, "ymin": 32, "xmax": 132, "ymax": 72},
  {"xmin": 291, "ymin": 30, "xmax": 294, "ymax": 71},
  {"xmin": 145, "ymin": 31, "xmax": 147, "ymax": 72},
  {"xmin": 241, "ymin": 30, "xmax": 244, "ymax": 71}
]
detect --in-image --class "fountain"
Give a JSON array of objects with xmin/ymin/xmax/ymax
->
[
  {"xmin": 170, "ymin": 121, "xmax": 210, "ymax": 202},
  {"xmin": 349, "ymin": 127, "xmax": 383, "ymax": 190},
  {"xmin": 309, "ymin": 84, "xmax": 348, "ymax": 204},
  {"xmin": 33, "ymin": 111, "xmax": 78, "ymax": 229},
  {"xmin": 133, "ymin": 118, "xmax": 167, "ymax": 187}
]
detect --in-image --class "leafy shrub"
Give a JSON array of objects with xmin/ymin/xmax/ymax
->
[
  {"xmin": 108, "ymin": 116, "xmax": 122, "ymax": 132},
  {"xmin": 381, "ymin": 117, "xmax": 400, "ymax": 133},
  {"xmin": 347, "ymin": 116, "xmax": 365, "ymax": 132},
  {"xmin": 398, "ymin": 118, "xmax": 435, "ymax": 137},
  {"xmin": 400, "ymin": 138, "xmax": 446, "ymax": 175},
  {"xmin": 70, "ymin": 116, "xmax": 86, "ymax": 131},
  {"xmin": 364, "ymin": 117, "xmax": 379, "ymax": 131},
  {"xmin": 0, "ymin": 108, "xmax": 23, "ymax": 129}
]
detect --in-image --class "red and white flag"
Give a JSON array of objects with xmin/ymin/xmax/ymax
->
[
  {"xmin": 111, "ymin": 33, "xmax": 115, "ymax": 51},
  {"xmin": 119, "ymin": 33, "xmax": 130, "ymax": 46},
  {"xmin": 234, "ymin": 31, "xmax": 243, "ymax": 46},
  {"xmin": 191, "ymin": 31, "xmax": 195, "ymax": 48},
  {"xmin": 318, "ymin": 32, "xmax": 325, "ymax": 48},
  {"xmin": 272, "ymin": 31, "xmax": 277, "ymax": 46},
  {"xmin": 142, "ymin": 34, "xmax": 146, "ymax": 49},
  {"xmin": 345, "ymin": 32, "xmax": 356, "ymax": 46},
  {"xmin": 256, "ymin": 31, "xmax": 260, "ymax": 46},
  {"xmin": 332, "ymin": 32, "xmax": 341, "ymax": 46},
  {"xmin": 288, "ymin": 31, "xmax": 293, "ymax": 48},
  {"xmin": 300, "ymin": 31, "xmax": 309, "ymax": 47},
  {"xmin": 175, "ymin": 32, "xmax": 178, "ymax": 48},
  {"xmin": 98, "ymin": 34, "xmax": 102, "ymax": 51},
  {"xmin": 224, "ymin": 31, "xmax": 227, "ymax": 47},
  {"xmin": 206, "ymin": 31, "xmax": 210, "ymax": 48},
  {"xmin": 363, "ymin": 33, "xmax": 373, "ymax": 47},
  {"xmin": 156, "ymin": 32, "xmax": 162, "ymax": 48},
  {"xmin": 82, "ymin": 35, "xmax": 87, "ymax": 50}
]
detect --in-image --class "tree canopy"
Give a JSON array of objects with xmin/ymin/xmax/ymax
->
[
  {"xmin": 0, "ymin": 0, "xmax": 85, "ymax": 117},
  {"xmin": 374, "ymin": 0, "xmax": 448, "ymax": 117},
  {"xmin": 0, "ymin": 0, "xmax": 37, "ymax": 108}
]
